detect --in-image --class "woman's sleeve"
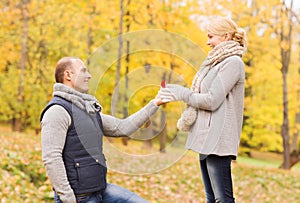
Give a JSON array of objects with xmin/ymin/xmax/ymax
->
[{"xmin": 184, "ymin": 56, "xmax": 244, "ymax": 111}]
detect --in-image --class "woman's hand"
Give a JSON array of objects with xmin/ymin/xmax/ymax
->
[{"xmin": 158, "ymin": 84, "xmax": 190, "ymax": 103}]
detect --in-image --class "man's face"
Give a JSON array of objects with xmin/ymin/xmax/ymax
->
[{"xmin": 70, "ymin": 59, "xmax": 91, "ymax": 93}]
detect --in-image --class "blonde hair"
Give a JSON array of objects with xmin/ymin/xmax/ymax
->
[{"xmin": 206, "ymin": 16, "xmax": 247, "ymax": 48}]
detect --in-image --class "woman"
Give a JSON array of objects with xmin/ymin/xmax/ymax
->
[{"xmin": 159, "ymin": 16, "xmax": 247, "ymax": 202}]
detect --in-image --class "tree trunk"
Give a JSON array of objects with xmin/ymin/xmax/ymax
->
[
  {"xmin": 86, "ymin": 4, "xmax": 96, "ymax": 66},
  {"xmin": 287, "ymin": 130, "xmax": 300, "ymax": 168},
  {"xmin": 159, "ymin": 58, "xmax": 175, "ymax": 152},
  {"xmin": 143, "ymin": 123, "xmax": 153, "ymax": 149},
  {"xmin": 289, "ymin": 150, "xmax": 300, "ymax": 168},
  {"xmin": 291, "ymin": 129, "xmax": 299, "ymax": 152},
  {"xmin": 111, "ymin": 0, "xmax": 124, "ymax": 115},
  {"xmin": 12, "ymin": 118, "xmax": 22, "ymax": 132},
  {"xmin": 121, "ymin": 0, "xmax": 131, "ymax": 146},
  {"xmin": 279, "ymin": 0, "xmax": 293, "ymax": 169},
  {"xmin": 142, "ymin": 2, "xmax": 155, "ymax": 148},
  {"xmin": 159, "ymin": 73, "xmax": 167, "ymax": 153},
  {"xmin": 281, "ymin": 69, "xmax": 290, "ymax": 169},
  {"xmin": 121, "ymin": 40, "xmax": 129, "ymax": 145},
  {"xmin": 159, "ymin": 119, "xmax": 167, "ymax": 153},
  {"xmin": 13, "ymin": 0, "xmax": 29, "ymax": 132}
]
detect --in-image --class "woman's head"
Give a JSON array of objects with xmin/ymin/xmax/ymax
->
[{"xmin": 206, "ymin": 16, "xmax": 247, "ymax": 49}]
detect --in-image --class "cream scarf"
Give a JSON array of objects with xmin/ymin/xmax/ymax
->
[
  {"xmin": 177, "ymin": 41, "xmax": 246, "ymax": 131},
  {"xmin": 53, "ymin": 83, "xmax": 102, "ymax": 114}
]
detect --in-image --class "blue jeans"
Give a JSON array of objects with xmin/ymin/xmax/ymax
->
[
  {"xmin": 200, "ymin": 155, "xmax": 235, "ymax": 203},
  {"xmin": 54, "ymin": 183, "xmax": 148, "ymax": 203}
]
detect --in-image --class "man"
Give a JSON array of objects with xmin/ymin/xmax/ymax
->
[{"xmin": 41, "ymin": 57, "xmax": 163, "ymax": 203}]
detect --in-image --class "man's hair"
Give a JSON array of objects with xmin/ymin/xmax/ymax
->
[{"xmin": 54, "ymin": 57, "xmax": 79, "ymax": 83}]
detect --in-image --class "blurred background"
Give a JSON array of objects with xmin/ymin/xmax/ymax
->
[{"xmin": 0, "ymin": 0, "xmax": 300, "ymax": 202}]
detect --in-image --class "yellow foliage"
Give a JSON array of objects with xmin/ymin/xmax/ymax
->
[{"xmin": 0, "ymin": 0, "xmax": 299, "ymax": 153}]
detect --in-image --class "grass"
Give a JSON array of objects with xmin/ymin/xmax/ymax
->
[
  {"xmin": 0, "ymin": 126, "xmax": 299, "ymax": 202},
  {"xmin": 237, "ymin": 150, "xmax": 300, "ymax": 170}
]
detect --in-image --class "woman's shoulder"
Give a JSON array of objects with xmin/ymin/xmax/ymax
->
[
  {"xmin": 224, "ymin": 55, "xmax": 243, "ymax": 62},
  {"xmin": 218, "ymin": 55, "xmax": 244, "ymax": 68},
  {"xmin": 215, "ymin": 55, "xmax": 245, "ymax": 73}
]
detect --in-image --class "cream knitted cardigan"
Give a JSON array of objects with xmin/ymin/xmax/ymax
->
[
  {"xmin": 183, "ymin": 54, "xmax": 245, "ymax": 157},
  {"xmin": 177, "ymin": 41, "xmax": 245, "ymax": 132}
]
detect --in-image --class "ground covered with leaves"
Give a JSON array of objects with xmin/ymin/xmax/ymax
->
[{"xmin": 0, "ymin": 128, "xmax": 299, "ymax": 203}]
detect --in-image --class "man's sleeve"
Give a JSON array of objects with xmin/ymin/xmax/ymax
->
[
  {"xmin": 101, "ymin": 100, "xmax": 159, "ymax": 137},
  {"xmin": 41, "ymin": 105, "xmax": 76, "ymax": 203}
]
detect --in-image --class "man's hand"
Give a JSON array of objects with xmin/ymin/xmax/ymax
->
[{"xmin": 154, "ymin": 93, "xmax": 166, "ymax": 106}]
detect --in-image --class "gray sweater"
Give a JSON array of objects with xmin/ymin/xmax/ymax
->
[
  {"xmin": 41, "ymin": 100, "xmax": 159, "ymax": 203},
  {"xmin": 183, "ymin": 55, "xmax": 245, "ymax": 157}
]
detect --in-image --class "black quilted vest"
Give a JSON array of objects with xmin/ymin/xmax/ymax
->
[{"xmin": 40, "ymin": 96, "xmax": 107, "ymax": 194}]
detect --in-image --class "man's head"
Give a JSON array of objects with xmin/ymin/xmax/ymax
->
[{"xmin": 55, "ymin": 57, "xmax": 91, "ymax": 93}]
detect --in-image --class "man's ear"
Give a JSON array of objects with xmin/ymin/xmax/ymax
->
[{"xmin": 64, "ymin": 70, "xmax": 72, "ymax": 81}]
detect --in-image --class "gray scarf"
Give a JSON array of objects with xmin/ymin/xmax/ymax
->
[
  {"xmin": 53, "ymin": 83, "xmax": 102, "ymax": 114},
  {"xmin": 177, "ymin": 41, "xmax": 246, "ymax": 131}
]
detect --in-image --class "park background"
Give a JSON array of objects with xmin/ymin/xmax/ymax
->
[{"xmin": 0, "ymin": 0, "xmax": 300, "ymax": 202}]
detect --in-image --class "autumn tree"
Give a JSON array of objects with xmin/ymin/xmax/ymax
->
[
  {"xmin": 2, "ymin": 0, "xmax": 300, "ymax": 163},
  {"xmin": 0, "ymin": 0, "xmax": 104, "ymax": 131},
  {"xmin": 276, "ymin": 0, "xmax": 300, "ymax": 169}
]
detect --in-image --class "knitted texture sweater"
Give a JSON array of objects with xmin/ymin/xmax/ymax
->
[{"xmin": 183, "ymin": 55, "xmax": 245, "ymax": 157}]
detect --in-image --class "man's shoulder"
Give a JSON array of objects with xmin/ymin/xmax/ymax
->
[
  {"xmin": 40, "ymin": 97, "xmax": 72, "ymax": 122},
  {"xmin": 49, "ymin": 96, "xmax": 72, "ymax": 106},
  {"xmin": 47, "ymin": 104, "xmax": 68, "ymax": 113},
  {"xmin": 42, "ymin": 105, "xmax": 69, "ymax": 119},
  {"xmin": 41, "ymin": 104, "xmax": 71, "ymax": 127},
  {"xmin": 40, "ymin": 96, "xmax": 72, "ymax": 121}
]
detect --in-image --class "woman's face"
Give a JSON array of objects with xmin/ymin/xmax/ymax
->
[{"xmin": 206, "ymin": 32, "xmax": 227, "ymax": 49}]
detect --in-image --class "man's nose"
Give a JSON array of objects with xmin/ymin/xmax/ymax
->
[{"xmin": 87, "ymin": 72, "xmax": 92, "ymax": 79}]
